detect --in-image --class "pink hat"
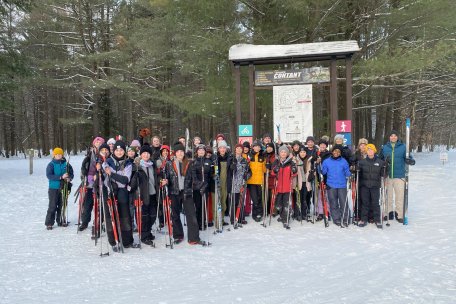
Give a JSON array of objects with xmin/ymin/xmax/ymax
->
[
  {"xmin": 130, "ymin": 139, "xmax": 141, "ymax": 148},
  {"xmin": 92, "ymin": 137, "xmax": 105, "ymax": 146}
]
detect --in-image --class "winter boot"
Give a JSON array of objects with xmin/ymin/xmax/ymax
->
[{"xmin": 78, "ymin": 223, "xmax": 88, "ymax": 231}]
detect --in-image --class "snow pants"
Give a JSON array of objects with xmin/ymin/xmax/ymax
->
[
  {"xmin": 183, "ymin": 194, "xmax": 200, "ymax": 243},
  {"xmin": 104, "ymin": 187, "xmax": 134, "ymax": 247},
  {"xmin": 360, "ymin": 186, "xmax": 381, "ymax": 223},
  {"xmin": 45, "ymin": 189, "xmax": 62, "ymax": 226},
  {"xmin": 80, "ymin": 188, "xmax": 94, "ymax": 226},
  {"xmin": 327, "ymin": 188, "xmax": 349, "ymax": 224},
  {"xmin": 141, "ymin": 194, "xmax": 157, "ymax": 241},
  {"xmin": 248, "ymin": 184, "xmax": 263, "ymax": 219},
  {"xmin": 170, "ymin": 192, "xmax": 185, "ymax": 240},
  {"xmin": 275, "ymin": 192, "xmax": 291, "ymax": 223}
]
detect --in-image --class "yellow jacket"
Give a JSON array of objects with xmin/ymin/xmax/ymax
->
[{"xmin": 247, "ymin": 152, "xmax": 266, "ymax": 185}]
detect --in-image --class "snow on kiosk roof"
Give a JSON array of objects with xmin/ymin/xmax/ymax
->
[{"xmin": 229, "ymin": 41, "xmax": 360, "ymax": 65}]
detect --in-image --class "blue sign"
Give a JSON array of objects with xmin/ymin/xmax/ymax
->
[
  {"xmin": 339, "ymin": 132, "xmax": 352, "ymax": 146},
  {"xmin": 238, "ymin": 125, "xmax": 253, "ymax": 137}
]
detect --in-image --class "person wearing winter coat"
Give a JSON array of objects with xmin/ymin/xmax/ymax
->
[
  {"xmin": 379, "ymin": 130, "xmax": 415, "ymax": 223},
  {"xmin": 229, "ymin": 144, "xmax": 251, "ymax": 225},
  {"xmin": 45, "ymin": 147, "xmax": 74, "ymax": 230},
  {"xmin": 322, "ymin": 145, "xmax": 351, "ymax": 226},
  {"xmin": 150, "ymin": 136, "xmax": 162, "ymax": 162},
  {"xmin": 129, "ymin": 144, "xmax": 158, "ymax": 246},
  {"xmin": 107, "ymin": 138, "xmax": 116, "ymax": 153},
  {"xmin": 358, "ymin": 144, "xmax": 386, "ymax": 228},
  {"xmin": 162, "ymin": 143, "xmax": 190, "ymax": 244},
  {"xmin": 79, "ymin": 136, "xmax": 104, "ymax": 232},
  {"xmin": 264, "ymin": 143, "xmax": 276, "ymax": 216},
  {"xmin": 102, "ymin": 140, "xmax": 138, "ymax": 250},
  {"xmin": 127, "ymin": 145, "xmax": 139, "ymax": 231},
  {"xmin": 247, "ymin": 140, "xmax": 267, "ymax": 222},
  {"xmin": 215, "ymin": 140, "xmax": 233, "ymax": 224},
  {"xmin": 271, "ymin": 145, "xmax": 298, "ymax": 227},
  {"xmin": 333, "ymin": 134, "xmax": 353, "ymax": 164},
  {"xmin": 188, "ymin": 145, "xmax": 212, "ymax": 230},
  {"xmin": 294, "ymin": 147, "xmax": 312, "ymax": 220},
  {"xmin": 304, "ymin": 136, "xmax": 318, "ymax": 159}
]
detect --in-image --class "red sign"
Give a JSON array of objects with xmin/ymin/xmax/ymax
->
[
  {"xmin": 238, "ymin": 137, "xmax": 253, "ymax": 145},
  {"xmin": 336, "ymin": 120, "xmax": 352, "ymax": 133}
]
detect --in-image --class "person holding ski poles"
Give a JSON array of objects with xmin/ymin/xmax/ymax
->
[
  {"xmin": 379, "ymin": 130, "xmax": 415, "ymax": 223},
  {"xmin": 321, "ymin": 145, "xmax": 351, "ymax": 227},
  {"xmin": 271, "ymin": 145, "xmax": 297, "ymax": 228},
  {"xmin": 357, "ymin": 144, "xmax": 386, "ymax": 228},
  {"xmin": 247, "ymin": 140, "xmax": 267, "ymax": 222},
  {"xmin": 79, "ymin": 136, "xmax": 104, "ymax": 232},
  {"xmin": 45, "ymin": 147, "xmax": 74, "ymax": 230},
  {"xmin": 229, "ymin": 144, "xmax": 251, "ymax": 225}
]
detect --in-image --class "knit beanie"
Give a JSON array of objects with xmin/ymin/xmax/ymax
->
[
  {"xmin": 252, "ymin": 140, "xmax": 262, "ymax": 147},
  {"xmin": 306, "ymin": 136, "xmax": 315, "ymax": 143},
  {"xmin": 366, "ymin": 144, "xmax": 377, "ymax": 153},
  {"xmin": 278, "ymin": 145, "xmax": 290, "ymax": 155},
  {"xmin": 173, "ymin": 142, "xmax": 185, "ymax": 152},
  {"xmin": 99, "ymin": 143, "xmax": 110, "ymax": 153},
  {"xmin": 130, "ymin": 139, "xmax": 141, "ymax": 148},
  {"xmin": 218, "ymin": 140, "xmax": 228, "ymax": 148},
  {"xmin": 358, "ymin": 138, "xmax": 368, "ymax": 146},
  {"xmin": 140, "ymin": 144, "xmax": 153, "ymax": 155},
  {"xmin": 53, "ymin": 147, "xmax": 64, "ymax": 156},
  {"xmin": 92, "ymin": 137, "xmax": 105, "ymax": 146},
  {"xmin": 334, "ymin": 134, "xmax": 344, "ymax": 142},
  {"xmin": 332, "ymin": 144, "xmax": 344, "ymax": 153},
  {"xmin": 114, "ymin": 140, "xmax": 126, "ymax": 152},
  {"xmin": 242, "ymin": 141, "xmax": 251, "ymax": 149},
  {"xmin": 389, "ymin": 130, "xmax": 399, "ymax": 137},
  {"xmin": 107, "ymin": 138, "xmax": 116, "ymax": 145}
]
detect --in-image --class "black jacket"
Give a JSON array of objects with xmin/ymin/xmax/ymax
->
[
  {"xmin": 164, "ymin": 158, "xmax": 191, "ymax": 196},
  {"xmin": 358, "ymin": 156, "xmax": 386, "ymax": 188},
  {"xmin": 129, "ymin": 162, "xmax": 158, "ymax": 206},
  {"xmin": 188, "ymin": 157, "xmax": 212, "ymax": 192}
]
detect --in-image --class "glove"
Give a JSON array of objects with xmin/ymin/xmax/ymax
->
[
  {"xmin": 307, "ymin": 172, "xmax": 315, "ymax": 182},
  {"xmin": 266, "ymin": 163, "xmax": 272, "ymax": 170},
  {"xmin": 405, "ymin": 158, "xmax": 415, "ymax": 165},
  {"xmin": 273, "ymin": 166, "xmax": 279, "ymax": 174}
]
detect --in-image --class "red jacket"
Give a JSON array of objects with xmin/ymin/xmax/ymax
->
[{"xmin": 271, "ymin": 157, "xmax": 297, "ymax": 193}]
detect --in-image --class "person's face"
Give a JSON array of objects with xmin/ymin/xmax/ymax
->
[
  {"xmin": 332, "ymin": 149, "xmax": 341, "ymax": 158},
  {"xmin": 218, "ymin": 146, "xmax": 227, "ymax": 155},
  {"xmin": 179, "ymin": 138, "xmax": 185, "ymax": 145},
  {"xmin": 115, "ymin": 148, "xmax": 125, "ymax": 158},
  {"xmin": 279, "ymin": 150, "xmax": 288, "ymax": 159},
  {"xmin": 127, "ymin": 150, "xmax": 136, "ymax": 158},
  {"xmin": 299, "ymin": 150, "xmax": 307, "ymax": 158},
  {"xmin": 175, "ymin": 150, "xmax": 184, "ymax": 160},
  {"xmin": 293, "ymin": 144, "xmax": 300, "ymax": 151},
  {"xmin": 243, "ymin": 147, "xmax": 249, "ymax": 154},
  {"xmin": 367, "ymin": 148, "xmax": 375, "ymax": 158},
  {"xmin": 235, "ymin": 147, "xmax": 243, "ymax": 155},
  {"xmin": 197, "ymin": 149, "xmax": 205, "ymax": 157},
  {"xmin": 253, "ymin": 145, "xmax": 260, "ymax": 153},
  {"xmin": 319, "ymin": 144, "xmax": 327, "ymax": 151},
  {"xmin": 266, "ymin": 146, "xmax": 273, "ymax": 154},
  {"xmin": 307, "ymin": 141, "xmax": 314, "ymax": 148},
  {"xmin": 141, "ymin": 152, "xmax": 151, "ymax": 161},
  {"xmin": 335, "ymin": 138, "xmax": 344, "ymax": 145},
  {"xmin": 94, "ymin": 140, "xmax": 102, "ymax": 149},
  {"xmin": 152, "ymin": 137, "xmax": 160, "ymax": 147},
  {"xmin": 206, "ymin": 152, "xmax": 212, "ymax": 159},
  {"xmin": 54, "ymin": 154, "xmax": 63, "ymax": 160},
  {"xmin": 390, "ymin": 134, "xmax": 398, "ymax": 143},
  {"xmin": 263, "ymin": 137, "xmax": 271, "ymax": 144},
  {"xmin": 194, "ymin": 138, "xmax": 201, "ymax": 145},
  {"xmin": 161, "ymin": 149, "xmax": 169, "ymax": 158},
  {"xmin": 108, "ymin": 143, "xmax": 114, "ymax": 151},
  {"xmin": 359, "ymin": 143, "xmax": 367, "ymax": 153},
  {"xmin": 100, "ymin": 148, "xmax": 109, "ymax": 158}
]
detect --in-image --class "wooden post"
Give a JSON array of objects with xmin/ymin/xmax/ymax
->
[
  {"xmin": 234, "ymin": 64, "xmax": 241, "ymax": 129},
  {"xmin": 346, "ymin": 55, "xmax": 353, "ymax": 121},
  {"xmin": 330, "ymin": 57, "xmax": 338, "ymax": 138},
  {"xmin": 29, "ymin": 149, "xmax": 34, "ymax": 175},
  {"xmin": 249, "ymin": 63, "xmax": 256, "ymax": 138}
]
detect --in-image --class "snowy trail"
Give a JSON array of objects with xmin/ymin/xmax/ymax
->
[{"xmin": 0, "ymin": 152, "xmax": 455, "ymax": 304}]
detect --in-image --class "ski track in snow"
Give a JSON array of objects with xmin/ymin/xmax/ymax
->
[{"xmin": 0, "ymin": 152, "xmax": 455, "ymax": 304}]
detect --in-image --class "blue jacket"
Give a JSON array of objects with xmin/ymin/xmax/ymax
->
[
  {"xmin": 46, "ymin": 158, "xmax": 74, "ymax": 189},
  {"xmin": 379, "ymin": 141, "xmax": 409, "ymax": 178},
  {"xmin": 322, "ymin": 156, "xmax": 351, "ymax": 189}
]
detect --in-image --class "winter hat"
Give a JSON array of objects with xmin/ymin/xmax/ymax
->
[
  {"xmin": 358, "ymin": 138, "xmax": 368, "ymax": 146},
  {"xmin": 53, "ymin": 147, "xmax": 64, "ymax": 156},
  {"xmin": 216, "ymin": 133, "xmax": 225, "ymax": 140},
  {"xmin": 235, "ymin": 143, "xmax": 243, "ymax": 150},
  {"xmin": 139, "ymin": 128, "xmax": 151, "ymax": 138},
  {"xmin": 130, "ymin": 139, "xmax": 141, "ymax": 148},
  {"xmin": 127, "ymin": 146, "xmax": 138, "ymax": 153},
  {"xmin": 107, "ymin": 138, "xmax": 116, "ymax": 145},
  {"xmin": 160, "ymin": 145, "xmax": 170, "ymax": 152},
  {"xmin": 92, "ymin": 136, "xmax": 105, "ymax": 146},
  {"xmin": 332, "ymin": 144, "xmax": 344, "ymax": 153},
  {"xmin": 291, "ymin": 140, "xmax": 301, "ymax": 147},
  {"xmin": 196, "ymin": 144, "xmax": 206, "ymax": 151},
  {"xmin": 334, "ymin": 134, "xmax": 344, "ymax": 142},
  {"xmin": 278, "ymin": 145, "xmax": 290, "ymax": 156},
  {"xmin": 252, "ymin": 140, "xmax": 262, "ymax": 147},
  {"xmin": 205, "ymin": 146, "xmax": 213, "ymax": 154},
  {"xmin": 318, "ymin": 139, "xmax": 329, "ymax": 146},
  {"xmin": 389, "ymin": 130, "xmax": 399, "ymax": 137},
  {"xmin": 193, "ymin": 136, "xmax": 202, "ymax": 142},
  {"xmin": 140, "ymin": 144, "xmax": 153, "ymax": 155},
  {"xmin": 366, "ymin": 144, "xmax": 377, "ymax": 153},
  {"xmin": 321, "ymin": 135, "xmax": 330, "ymax": 143},
  {"xmin": 242, "ymin": 141, "xmax": 251, "ymax": 149},
  {"xmin": 114, "ymin": 140, "xmax": 126, "ymax": 152},
  {"xmin": 265, "ymin": 142, "xmax": 275, "ymax": 151},
  {"xmin": 306, "ymin": 136, "xmax": 315, "ymax": 143},
  {"xmin": 263, "ymin": 133, "xmax": 272, "ymax": 140},
  {"xmin": 299, "ymin": 145, "xmax": 307, "ymax": 152},
  {"xmin": 218, "ymin": 140, "xmax": 228, "ymax": 148},
  {"xmin": 173, "ymin": 142, "xmax": 185, "ymax": 153},
  {"xmin": 99, "ymin": 143, "xmax": 110, "ymax": 153}
]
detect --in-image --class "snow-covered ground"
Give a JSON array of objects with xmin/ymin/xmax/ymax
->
[{"xmin": 0, "ymin": 152, "xmax": 455, "ymax": 304}]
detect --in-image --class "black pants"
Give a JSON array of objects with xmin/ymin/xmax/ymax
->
[
  {"xmin": 183, "ymin": 194, "xmax": 200, "ymax": 242},
  {"xmin": 141, "ymin": 194, "xmax": 157, "ymax": 241},
  {"xmin": 45, "ymin": 189, "xmax": 62, "ymax": 226},
  {"xmin": 193, "ymin": 190, "xmax": 206, "ymax": 229},
  {"xmin": 104, "ymin": 188, "xmax": 134, "ymax": 247},
  {"xmin": 295, "ymin": 183, "xmax": 308, "ymax": 217},
  {"xmin": 275, "ymin": 192, "xmax": 291, "ymax": 223},
  {"xmin": 170, "ymin": 192, "xmax": 185, "ymax": 239},
  {"xmin": 248, "ymin": 184, "xmax": 263, "ymax": 219},
  {"xmin": 360, "ymin": 186, "xmax": 381, "ymax": 223},
  {"xmin": 327, "ymin": 188, "xmax": 349, "ymax": 224},
  {"xmin": 81, "ymin": 188, "xmax": 94, "ymax": 225}
]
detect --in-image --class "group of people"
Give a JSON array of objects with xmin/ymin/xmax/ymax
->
[{"xmin": 45, "ymin": 127, "xmax": 415, "ymax": 252}]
